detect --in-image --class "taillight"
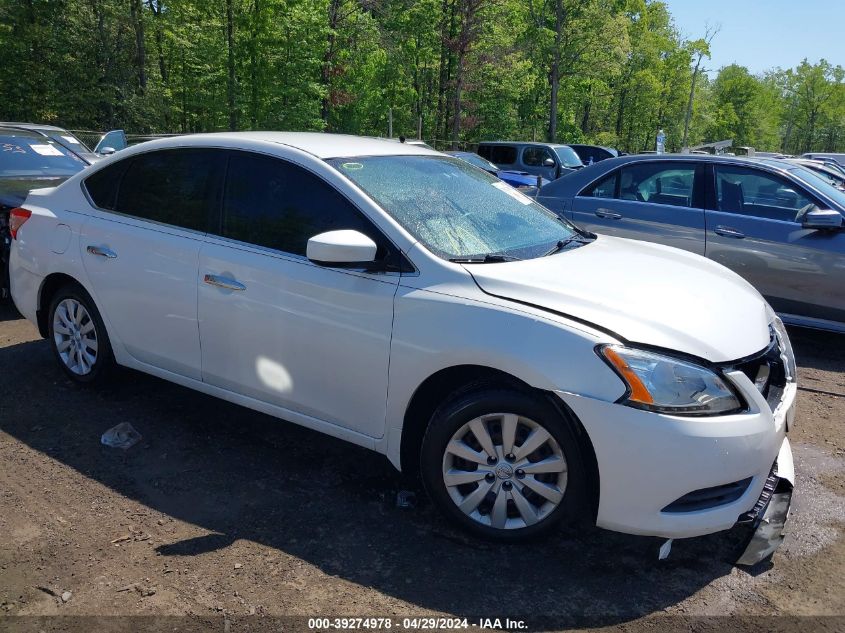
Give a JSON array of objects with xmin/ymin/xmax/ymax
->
[{"xmin": 9, "ymin": 207, "xmax": 32, "ymax": 239}]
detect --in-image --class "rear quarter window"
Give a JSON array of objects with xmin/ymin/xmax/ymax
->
[{"xmin": 84, "ymin": 161, "xmax": 131, "ymax": 210}]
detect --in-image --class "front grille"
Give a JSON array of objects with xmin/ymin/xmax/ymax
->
[
  {"xmin": 662, "ymin": 477, "xmax": 753, "ymax": 513},
  {"xmin": 732, "ymin": 332, "xmax": 787, "ymax": 413}
]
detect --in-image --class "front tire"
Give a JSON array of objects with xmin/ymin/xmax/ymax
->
[
  {"xmin": 48, "ymin": 284, "xmax": 114, "ymax": 384},
  {"xmin": 420, "ymin": 385, "xmax": 588, "ymax": 541}
]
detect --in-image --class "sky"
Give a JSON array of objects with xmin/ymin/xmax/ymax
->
[{"xmin": 662, "ymin": 0, "xmax": 845, "ymax": 76}]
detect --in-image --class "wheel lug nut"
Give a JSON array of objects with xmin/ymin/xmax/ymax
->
[
  {"xmin": 502, "ymin": 481, "xmax": 513, "ymax": 490},
  {"xmin": 485, "ymin": 472, "xmax": 495, "ymax": 482},
  {"xmin": 505, "ymin": 453, "xmax": 515, "ymax": 462},
  {"xmin": 516, "ymin": 469, "xmax": 525, "ymax": 479},
  {"xmin": 486, "ymin": 456, "xmax": 497, "ymax": 465}
]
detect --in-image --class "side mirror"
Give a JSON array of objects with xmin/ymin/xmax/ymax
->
[
  {"xmin": 306, "ymin": 230, "xmax": 378, "ymax": 267},
  {"xmin": 802, "ymin": 209, "xmax": 843, "ymax": 230},
  {"xmin": 542, "ymin": 157, "xmax": 556, "ymax": 168},
  {"xmin": 98, "ymin": 146, "xmax": 116, "ymax": 156}
]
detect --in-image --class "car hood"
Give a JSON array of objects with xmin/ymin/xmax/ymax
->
[
  {"xmin": 0, "ymin": 176, "xmax": 69, "ymax": 208},
  {"xmin": 497, "ymin": 170, "xmax": 547, "ymax": 186},
  {"xmin": 465, "ymin": 235, "xmax": 771, "ymax": 363}
]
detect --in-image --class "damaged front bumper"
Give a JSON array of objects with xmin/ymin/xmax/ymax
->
[{"xmin": 735, "ymin": 437, "xmax": 795, "ymax": 566}]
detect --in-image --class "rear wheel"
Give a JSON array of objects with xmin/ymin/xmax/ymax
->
[
  {"xmin": 48, "ymin": 284, "xmax": 114, "ymax": 384},
  {"xmin": 420, "ymin": 386, "xmax": 588, "ymax": 541}
]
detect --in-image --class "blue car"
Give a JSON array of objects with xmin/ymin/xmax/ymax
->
[{"xmin": 447, "ymin": 151, "xmax": 549, "ymax": 189}]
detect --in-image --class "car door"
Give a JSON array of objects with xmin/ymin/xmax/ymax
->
[
  {"xmin": 197, "ymin": 150, "xmax": 401, "ymax": 438},
  {"xmin": 521, "ymin": 146, "xmax": 558, "ymax": 181},
  {"xmin": 705, "ymin": 163, "xmax": 845, "ymax": 323},
  {"xmin": 569, "ymin": 161, "xmax": 706, "ymax": 254},
  {"xmin": 93, "ymin": 130, "xmax": 128, "ymax": 155},
  {"xmin": 79, "ymin": 148, "xmax": 223, "ymax": 379}
]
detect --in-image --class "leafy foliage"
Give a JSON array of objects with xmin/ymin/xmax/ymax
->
[{"xmin": 1, "ymin": 0, "xmax": 842, "ymax": 152}]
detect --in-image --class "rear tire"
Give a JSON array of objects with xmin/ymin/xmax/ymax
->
[
  {"xmin": 420, "ymin": 385, "xmax": 588, "ymax": 541},
  {"xmin": 47, "ymin": 283, "xmax": 115, "ymax": 385}
]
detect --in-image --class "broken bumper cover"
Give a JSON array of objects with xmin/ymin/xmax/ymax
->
[
  {"xmin": 735, "ymin": 436, "xmax": 795, "ymax": 566},
  {"xmin": 556, "ymin": 380, "xmax": 792, "ymax": 539}
]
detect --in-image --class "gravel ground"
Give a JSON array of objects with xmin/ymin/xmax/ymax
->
[{"xmin": 0, "ymin": 301, "xmax": 843, "ymax": 632}]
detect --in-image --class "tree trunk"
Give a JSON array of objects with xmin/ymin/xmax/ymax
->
[
  {"xmin": 321, "ymin": 0, "xmax": 341, "ymax": 128},
  {"xmin": 547, "ymin": 0, "xmax": 563, "ymax": 142},
  {"xmin": 450, "ymin": 53, "xmax": 463, "ymax": 148},
  {"xmin": 129, "ymin": 0, "xmax": 147, "ymax": 93},
  {"xmin": 435, "ymin": 0, "xmax": 450, "ymax": 146},
  {"xmin": 580, "ymin": 91, "xmax": 591, "ymax": 135},
  {"xmin": 249, "ymin": 0, "xmax": 261, "ymax": 128},
  {"xmin": 146, "ymin": 0, "xmax": 167, "ymax": 85},
  {"xmin": 226, "ymin": 0, "xmax": 237, "ymax": 131},
  {"xmin": 682, "ymin": 54, "xmax": 703, "ymax": 149}
]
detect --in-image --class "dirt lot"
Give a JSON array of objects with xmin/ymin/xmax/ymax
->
[{"xmin": 0, "ymin": 300, "xmax": 843, "ymax": 632}]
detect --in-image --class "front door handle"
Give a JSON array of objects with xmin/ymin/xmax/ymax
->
[
  {"xmin": 204, "ymin": 274, "xmax": 246, "ymax": 291},
  {"xmin": 595, "ymin": 208, "xmax": 623, "ymax": 220},
  {"xmin": 714, "ymin": 226, "xmax": 746, "ymax": 239},
  {"xmin": 86, "ymin": 245, "xmax": 117, "ymax": 258}
]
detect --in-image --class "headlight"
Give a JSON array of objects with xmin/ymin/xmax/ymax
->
[
  {"xmin": 771, "ymin": 316, "xmax": 797, "ymax": 383},
  {"xmin": 598, "ymin": 345, "xmax": 742, "ymax": 416}
]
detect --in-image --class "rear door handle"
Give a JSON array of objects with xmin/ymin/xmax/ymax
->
[
  {"xmin": 714, "ymin": 226, "xmax": 746, "ymax": 239},
  {"xmin": 204, "ymin": 273, "xmax": 246, "ymax": 291},
  {"xmin": 595, "ymin": 209, "xmax": 623, "ymax": 220},
  {"xmin": 86, "ymin": 245, "xmax": 117, "ymax": 258}
]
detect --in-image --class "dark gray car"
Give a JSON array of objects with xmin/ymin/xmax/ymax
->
[{"xmin": 537, "ymin": 154, "xmax": 845, "ymax": 333}]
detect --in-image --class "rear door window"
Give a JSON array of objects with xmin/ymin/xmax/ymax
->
[
  {"xmin": 618, "ymin": 162, "xmax": 695, "ymax": 207},
  {"xmin": 114, "ymin": 149, "xmax": 223, "ymax": 232}
]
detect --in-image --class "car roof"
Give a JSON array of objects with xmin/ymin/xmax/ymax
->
[
  {"xmin": 0, "ymin": 122, "xmax": 68, "ymax": 132},
  {"xmin": 538, "ymin": 152, "xmax": 803, "ymax": 198},
  {"xmin": 477, "ymin": 140, "xmax": 570, "ymax": 149},
  {"xmin": 0, "ymin": 126, "xmax": 48, "ymax": 138},
  {"xmin": 119, "ymin": 132, "xmax": 442, "ymax": 159}
]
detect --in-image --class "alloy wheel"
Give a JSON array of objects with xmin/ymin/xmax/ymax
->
[
  {"xmin": 53, "ymin": 298, "xmax": 98, "ymax": 375},
  {"xmin": 441, "ymin": 412, "xmax": 568, "ymax": 530}
]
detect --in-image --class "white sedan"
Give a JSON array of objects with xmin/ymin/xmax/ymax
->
[{"xmin": 8, "ymin": 133, "xmax": 796, "ymax": 561}]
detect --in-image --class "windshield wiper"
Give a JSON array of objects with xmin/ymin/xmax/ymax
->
[
  {"xmin": 448, "ymin": 253, "xmax": 520, "ymax": 263},
  {"xmin": 542, "ymin": 235, "xmax": 592, "ymax": 257}
]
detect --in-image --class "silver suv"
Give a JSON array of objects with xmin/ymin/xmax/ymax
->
[{"xmin": 477, "ymin": 142, "xmax": 584, "ymax": 181}]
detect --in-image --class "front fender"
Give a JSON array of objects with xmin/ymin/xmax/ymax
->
[{"xmin": 381, "ymin": 284, "xmax": 625, "ymax": 468}]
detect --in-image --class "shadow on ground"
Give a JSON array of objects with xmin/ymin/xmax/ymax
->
[
  {"xmin": 0, "ymin": 301, "xmax": 21, "ymax": 322},
  {"xmin": 787, "ymin": 325, "xmax": 845, "ymax": 374},
  {"xmin": 0, "ymin": 309, "xmax": 779, "ymax": 629}
]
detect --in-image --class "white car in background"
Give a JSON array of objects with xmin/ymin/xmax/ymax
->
[{"xmin": 8, "ymin": 133, "xmax": 796, "ymax": 563}]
